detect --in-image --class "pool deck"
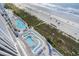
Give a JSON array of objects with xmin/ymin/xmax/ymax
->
[
  {"xmin": 23, "ymin": 28, "xmax": 45, "ymax": 55},
  {"xmin": 5, "ymin": 9, "xmax": 62, "ymax": 56}
]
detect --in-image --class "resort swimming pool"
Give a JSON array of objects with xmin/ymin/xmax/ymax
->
[
  {"xmin": 23, "ymin": 29, "xmax": 42, "ymax": 53},
  {"xmin": 25, "ymin": 36, "xmax": 37, "ymax": 49},
  {"xmin": 15, "ymin": 20, "xmax": 27, "ymax": 29}
]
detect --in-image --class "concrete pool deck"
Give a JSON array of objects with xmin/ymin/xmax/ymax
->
[
  {"xmin": 5, "ymin": 8, "xmax": 62, "ymax": 56},
  {"xmin": 22, "ymin": 28, "xmax": 45, "ymax": 54}
]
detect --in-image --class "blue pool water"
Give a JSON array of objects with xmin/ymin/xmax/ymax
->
[
  {"xmin": 16, "ymin": 20, "xmax": 27, "ymax": 29},
  {"xmin": 26, "ymin": 36, "xmax": 36, "ymax": 49}
]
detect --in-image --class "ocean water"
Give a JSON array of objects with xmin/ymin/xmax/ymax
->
[
  {"xmin": 48, "ymin": 3, "xmax": 79, "ymax": 16},
  {"xmin": 52, "ymin": 3, "xmax": 79, "ymax": 9}
]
